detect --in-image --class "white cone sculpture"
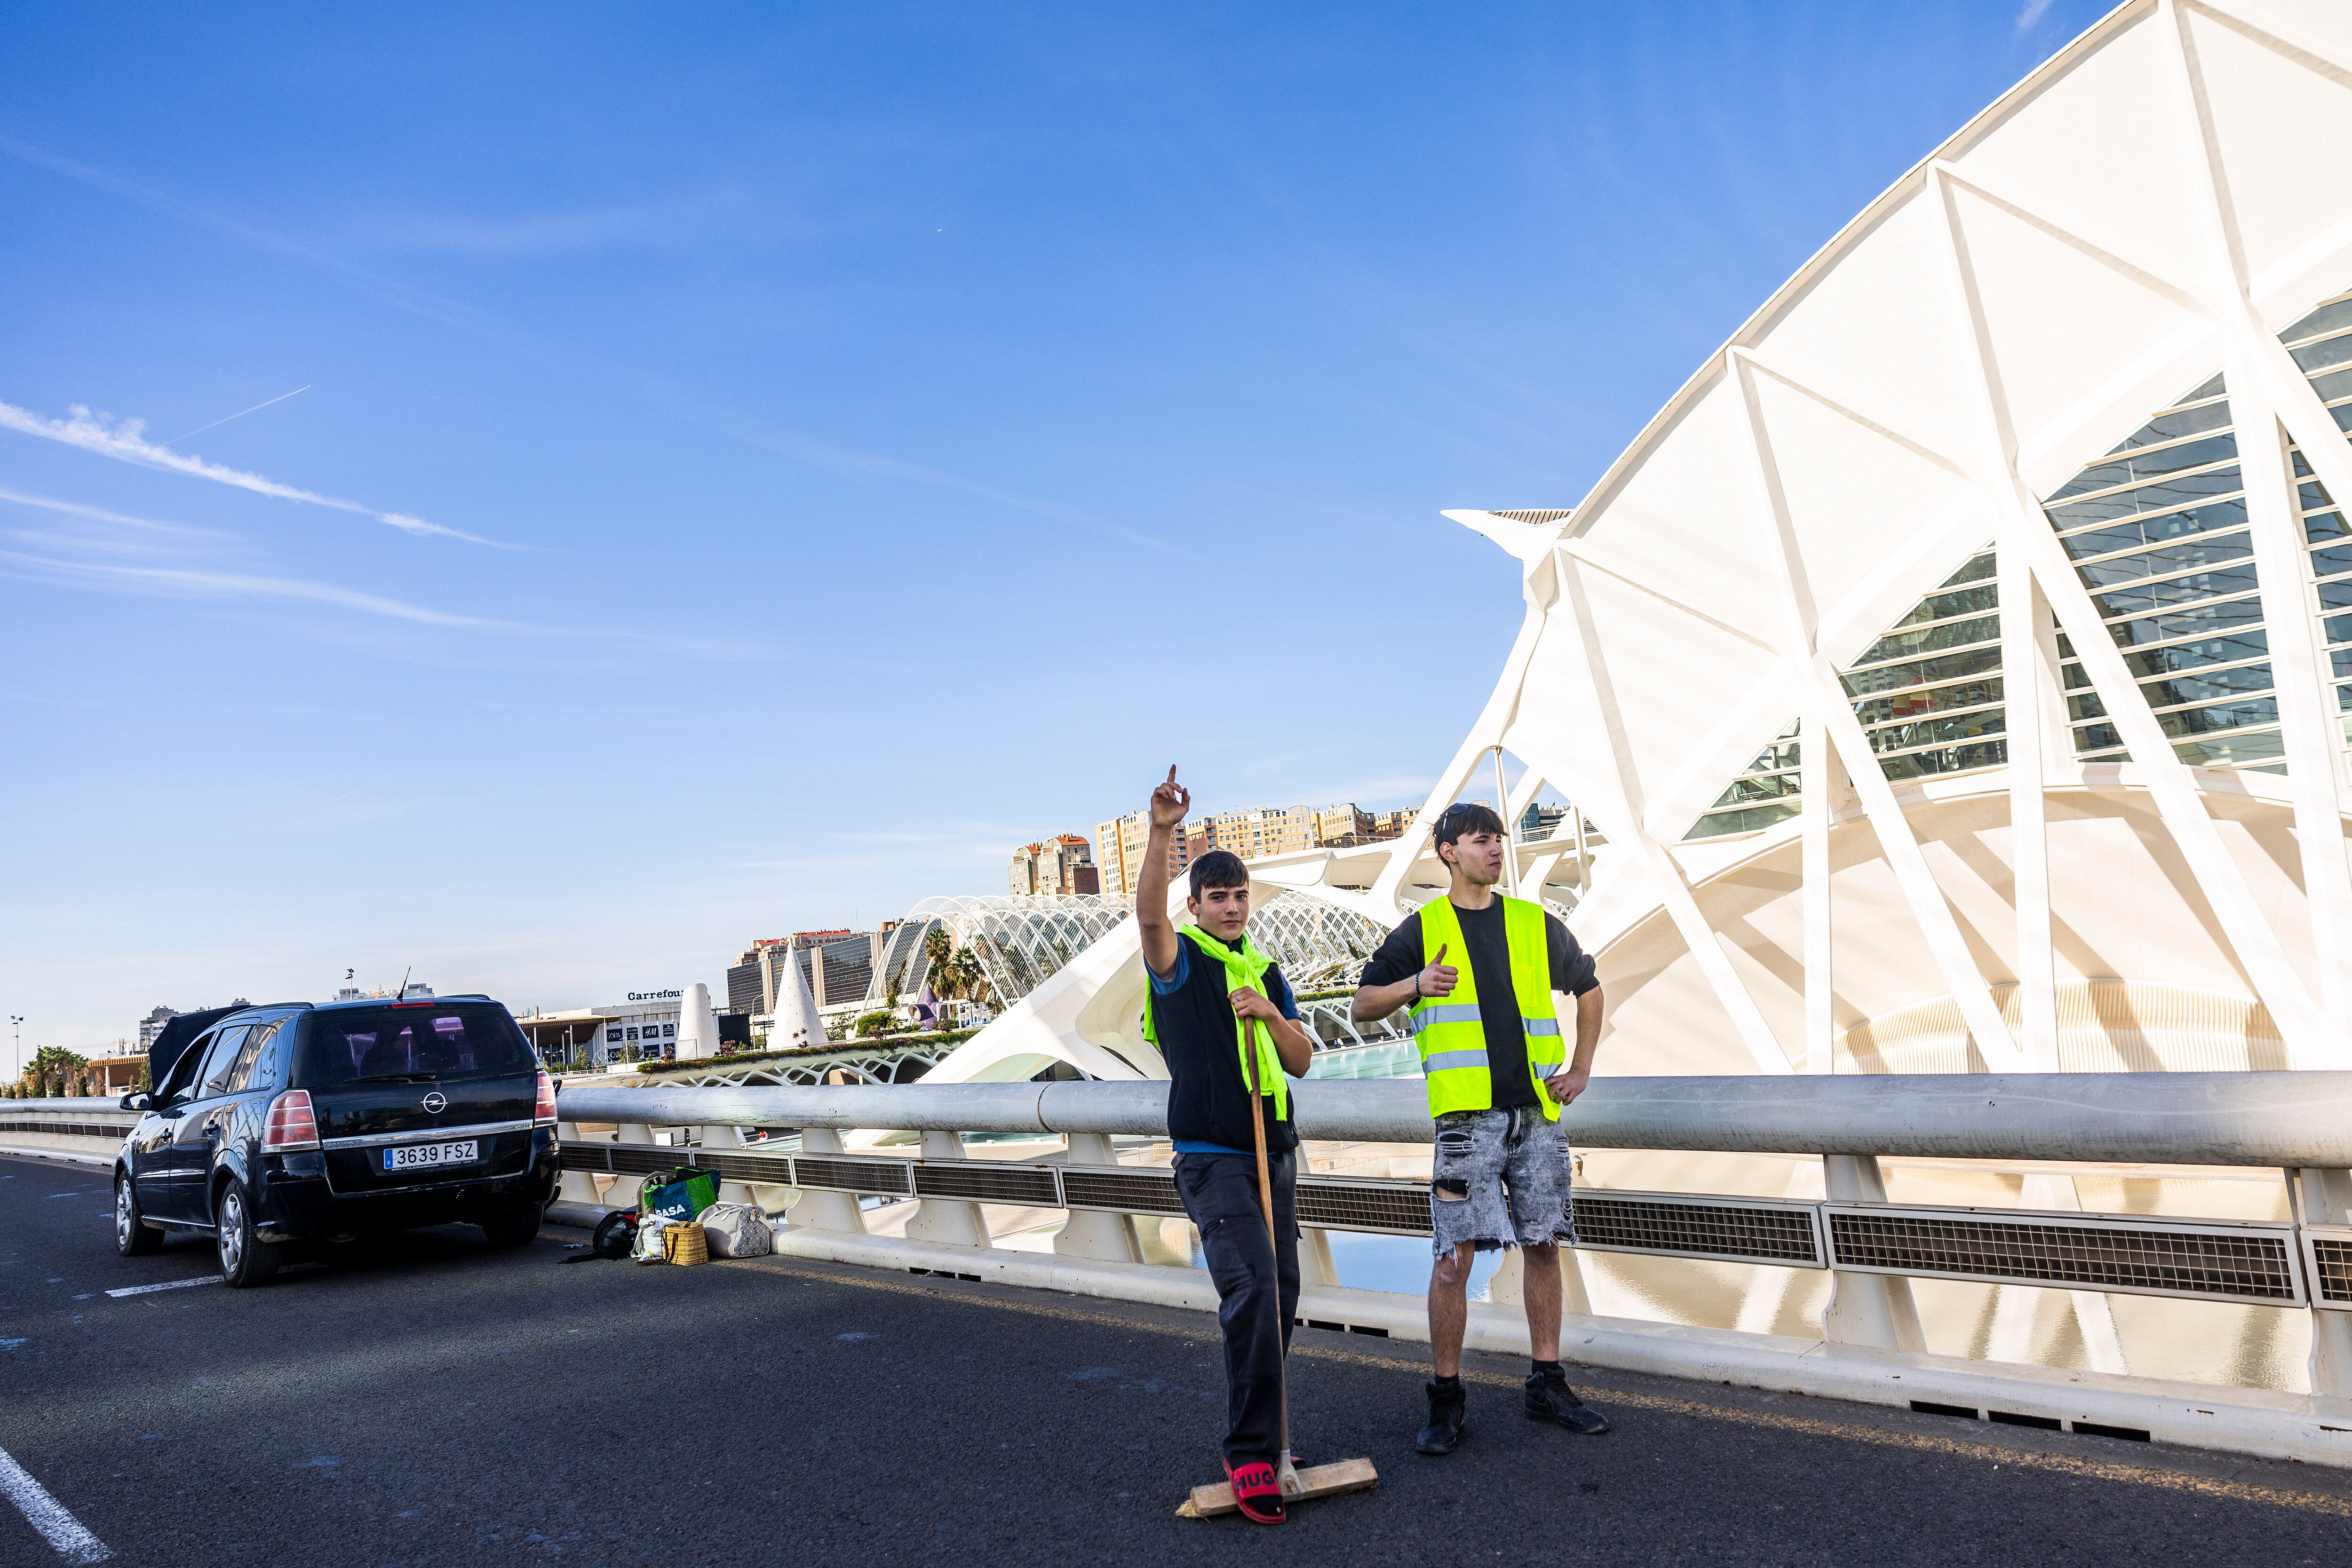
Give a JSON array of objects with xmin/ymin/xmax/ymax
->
[
  {"xmin": 675, "ymin": 982, "xmax": 719, "ymax": 1060},
  {"xmin": 771, "ymin": 948, "xmax": 821, "ymax": 1052}
]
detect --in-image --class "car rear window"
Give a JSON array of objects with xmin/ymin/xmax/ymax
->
[{"xmin": 297, "ymin": 1004, "xmax": 534, "ymax": 1087}]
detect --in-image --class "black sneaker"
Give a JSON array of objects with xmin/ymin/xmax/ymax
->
[
  {"xmin": 1525, "ymin": 1369, "xmax": 1610, "ymax": 1435},
  {"xmin": 1415, "ymin": 1378, "xmax": 1467, "ymax": 1456}
]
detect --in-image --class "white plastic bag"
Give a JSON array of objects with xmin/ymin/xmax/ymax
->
[
  {"xmin": 631, "ymin": 1214, "xmax": 671, "ymax": 1265},
  {"xmin": 699, "ymin": 1201, "xmax": 773, "ymax": 1259}
]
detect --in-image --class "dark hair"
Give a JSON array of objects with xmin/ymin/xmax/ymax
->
[
  {"xmin": 1432, "ymin": 802, "xmax": 1507, "ymax": 864},
  {"xmin": 1188, "ymin": 849, "xmax": 1248, "ymax": 900}
]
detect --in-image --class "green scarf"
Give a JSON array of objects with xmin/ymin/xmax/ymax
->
[{"xmin": 1144, "ymin": 925, "xmax": 1289, "ymax": 1121}]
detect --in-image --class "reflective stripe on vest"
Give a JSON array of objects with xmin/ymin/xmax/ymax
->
[{"xmin": 1406, "ymin": 894, "xmax": 1565, "ymax": 1120}]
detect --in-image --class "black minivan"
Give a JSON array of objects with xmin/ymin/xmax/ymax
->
[{"xmin": 113, "ymin": 995, "xmax": 561, "ymax": 1285}]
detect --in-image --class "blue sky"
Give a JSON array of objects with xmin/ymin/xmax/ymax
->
[{"xmin": 0, "ymin": 1, "xmax": 2111, "ymax": 1058}]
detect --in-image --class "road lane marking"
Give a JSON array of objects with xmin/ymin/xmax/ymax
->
[
  {"xmin": 752, "ymin": 1259, "xmax": 2352, "ymax": 1521},
  {"xmin": 104, "ymin": 1276, "xmax": 217, "ymax": 1298},
  {"xmin": 0, "ymin": 1441, "xmax": 110, "ymax": 1563}
]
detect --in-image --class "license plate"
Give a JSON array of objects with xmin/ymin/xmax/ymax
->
[{"xmin": 383, "ymin": 1139, "xmax": 478, "ymax": 1172}]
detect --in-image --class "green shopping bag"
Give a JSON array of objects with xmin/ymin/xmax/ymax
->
[{"xmin": 640, "ymin": 1166, "xmax": 721, "ymax": 1221}]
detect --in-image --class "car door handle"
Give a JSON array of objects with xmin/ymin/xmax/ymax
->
[{"xmin": 204, "ymin": 1124, "xmax": 222, "ymax": 1139}]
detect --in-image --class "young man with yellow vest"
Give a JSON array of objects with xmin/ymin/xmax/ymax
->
[
  {"xmin": 1351, "ymin": 800, "xmax": 1609, "ymax": 1455},
  {"xmin": 1136, "ymin": 766, "xmax": 1316, "ymax": 1525}
]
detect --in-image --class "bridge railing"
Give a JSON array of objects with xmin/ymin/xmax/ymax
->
[
  {"xmin": 14, "ymin": 1075, "xmax": 2352, "ymax": 1461},
  {"xmin": 545, "ymin": 1074, "xmax": 2352, "ymax": 1395}
]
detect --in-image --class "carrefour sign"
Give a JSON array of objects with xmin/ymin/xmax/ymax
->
[{"xmin": 627, "ymin": 989, "xmax": 683, "ymax": 1002}]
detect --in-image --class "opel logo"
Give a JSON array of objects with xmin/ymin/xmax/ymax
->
[{"xmin": 421, "ymin": 1092, "xmax": 447, "ymax": 1114}]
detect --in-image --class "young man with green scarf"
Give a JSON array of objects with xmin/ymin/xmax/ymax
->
[{"xmin": 1136, "ymin": 766, "xmax": 1314, "ymax": 1526}]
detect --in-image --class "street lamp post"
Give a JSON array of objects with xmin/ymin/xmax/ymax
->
[{"xmin": 8, "ymin": 1016, "xmax": 22, "ymax": 1089}]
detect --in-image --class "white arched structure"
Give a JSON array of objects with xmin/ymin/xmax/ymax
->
[{"xmin": 930, "ymin": 0, "xmax": 2352, "ymax": 1091}]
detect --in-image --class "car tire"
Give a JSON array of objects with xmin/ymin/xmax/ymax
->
[
  {"xmin": 480, "ymin": 1207, "xmax": 542, "ymax": 1249},
  {"xmin": 115, "ymin": 1173, "xmax": 163, "ymax": 1257},
  {"xmin": 215, "ymin": 1182, "xmax": 281, "ymax": 1287}
]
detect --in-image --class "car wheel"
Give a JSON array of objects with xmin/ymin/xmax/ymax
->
[
  {"xmin": 480, "ymin": 1207, "xmax": 542, "ymax": 1249},
  {"xmin": 215, "ymin": 1183, "xmax": 281, "ymax": 1287},
  {"xmin": 115, "ymin": 1174, "xmax": 163, "ymax": 1257}
]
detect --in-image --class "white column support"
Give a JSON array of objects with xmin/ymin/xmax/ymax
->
[
  {"xmin": 554, "ymin": 1121, "xmax": 603, "ymax": 1207},
  {"xmin": 1798, "ymin": 702, "xmax": 1843, "ymax": 1074},
  {"xmin": 1730, "ymin": 350, "xmax": 2026, "ymax": 1072},
  {"xmin": 1300, "ymin": 1227, "xmax": 1340, "ymax": 1289},
  {"xmin": 2288, "ymin": 1166, "xmax": 2352, "ymax": 1401},
  {"xmin": 905, "ymin": 1128, "xmax": 990, "ymax": 1248},
  {"xmin": 1820, "ymin": 1155, "xmax": 1926, "ymax": 1354},
  {"xmin": 785, "ymin": 1127, "xmax": 866, "ymax": 1234},
  {"xmin": 1053, "ymin": 1132, "xmax": 1143, "ymax": 1264}
]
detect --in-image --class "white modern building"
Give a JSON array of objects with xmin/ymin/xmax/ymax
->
[{"xmin": 903, "ymin": 0, "xmax": 2352, "ymax": 1386}]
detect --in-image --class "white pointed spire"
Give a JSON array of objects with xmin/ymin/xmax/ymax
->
[
  {"xmin": 675, "ymin": 982, "xmax": 719, "ymax": 1059},
  {"xmin": 771, "ymin": 948, "xmax": 821, "ymax": 1052}
]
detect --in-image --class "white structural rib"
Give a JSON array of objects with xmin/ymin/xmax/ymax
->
[
  {"xmin": 1920, "ymin": 171, "xmax": 2063, "ymax": 1069},
  {"xmin": 1903, "ymin": 153, "xmax": 2328, "ymax": 1059},
  {"xmin": 1557, "ymin": 551, "xmax": 1795, "ymax": 1075},
  {"xmin": 1730, "ymin": 350, "xmax": 2027, "ymax": 1073},
  {"xmin": 2161, "ymin": 0, "xmax": 2352, "ymax": 1062}
]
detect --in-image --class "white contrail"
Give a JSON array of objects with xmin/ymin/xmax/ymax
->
[
  {"xmin": 0, "ymin": 399, "xmax": 502, "ymax": 546},
  {"xmin": 164, "ymin": 384, "xmax": 311, "ymax": 444}
]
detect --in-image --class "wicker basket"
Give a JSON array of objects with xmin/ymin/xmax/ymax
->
[{"xmin": 661, "ymin": 1220, "xmax": 709, "ymax": 1267}]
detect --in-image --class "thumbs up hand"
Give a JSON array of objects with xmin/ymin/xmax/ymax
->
[{"xmin": 1418, "ymin": 943, "xmax": 1458, "ymax": 999}]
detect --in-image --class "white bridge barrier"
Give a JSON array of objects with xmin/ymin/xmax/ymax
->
[{"xmin": 14, "ymin": 1076, "xmax": 2352, "ymax": 1467}]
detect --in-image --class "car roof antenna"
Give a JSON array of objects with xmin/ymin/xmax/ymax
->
[{"xmin": 397, "ymin": 966, "xmax": 412, "ymax": 1000}]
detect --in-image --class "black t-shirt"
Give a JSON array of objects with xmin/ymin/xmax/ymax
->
[
  {"xmin": 1359, "ymin": 900, "xmax": 1598, "ymax": 1110},
  {"xmin": 1150, "ymin": 934, "xmax": 1302, "ymax": 1156}
]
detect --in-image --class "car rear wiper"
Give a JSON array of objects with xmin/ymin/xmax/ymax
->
[{"xmin": 345, "ymin": 1072, "xmax": 440, "ymax": 1083}]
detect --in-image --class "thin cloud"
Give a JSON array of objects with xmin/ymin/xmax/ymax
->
[
  {"xmin": 0, "ymin": 399, "xmax": 505, "ymax": 546},
  {"xmin": 2016, "ymin": 0, "xmax": 2058, "ymax": 30},
  {"xmin": 0, "ymin": 548, "xmax": 775, "ymax": 661},
  {"xmin": 0, "ymin": 482, "xmax": 229, "ymax": 539}
]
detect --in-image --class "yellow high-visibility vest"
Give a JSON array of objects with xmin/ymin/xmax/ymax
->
[{"xmin": 1409, "ymin": 895, "xmax": 1565, "ymax": 1119}]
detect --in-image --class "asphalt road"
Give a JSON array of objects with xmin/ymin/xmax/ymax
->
[{"xmin": 5, "ymin": 1148, "xmax": 2352, "ymax": 1567}]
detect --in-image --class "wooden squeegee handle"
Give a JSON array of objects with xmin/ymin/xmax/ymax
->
[{"xmin": 1242, "ymin": 1016, "xmax": 1287, "ymax": 1460}]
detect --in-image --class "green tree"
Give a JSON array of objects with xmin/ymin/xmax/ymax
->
[{"xmin": 852, "ymin": 1010, "xmax": 893, "ymax": 1038}]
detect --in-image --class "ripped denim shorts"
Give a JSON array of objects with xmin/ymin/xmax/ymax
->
[{"xmin": 1429, "ymin": 1106, "xmax": 1575, "ymax": 1257}]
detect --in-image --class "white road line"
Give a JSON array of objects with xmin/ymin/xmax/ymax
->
[
  {"xmin": 0, "ymin": 1442, "xmax": 110, "ymax": 1563},
  {"xmin": 103, "ymin": 1276, "xmax": 216, "ymax": 1299}
]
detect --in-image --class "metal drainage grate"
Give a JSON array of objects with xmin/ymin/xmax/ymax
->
[
  {"xmin": 699, "ymin": 1151, "xmax": 796, "ymax": 1186},
  {"xmin": 1060, "ymin": 1165, "xmax": 1186, "ymax": 1217},
  {"xmin": 1296, "ymin": 1177, "xmax": 1431, "ymax": 1237},
  {"xmin": 559, "ymin": 1142, "xmax": 614, "ymax": 1173},
  {"xmin": 0, "ymin": 1120, "xmax": 134, "ymax": 1140},
  {"xmin": 792, "ymin": 1156, "xmax": 915, "ymax": 1196},
  {"xmin": 913, "ymin": 1162, "xmax": 1061, "ymax": 1207},
  {"xmin": 1574, "ymin": 1191, "xmax": 1824, "ymax": 1267},
  {"xmin": 1828, "ymin": 1204, "xmax": 2301, "ymax": 1304},
  {"xmin": 2303, "ymin": 1229, "xmax": 2352, "ymax": 1308}
]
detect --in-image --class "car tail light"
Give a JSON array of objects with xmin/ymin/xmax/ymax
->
[
  {"xmin": 533, "ymin": 1070, "xmax": 557, "ymax": 1126},
  {"xmin": 263, "ymin": 1089, "xmax": 320, "ymax": 1151}
]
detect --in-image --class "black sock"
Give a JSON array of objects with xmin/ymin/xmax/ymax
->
[
  {"xmin": 1531, "ymin": 1359, "xmax": 1563, "ymax": 1379},
  {"xmin": 1432, "ymin": 1373, "xmax": 1462, "ymax": 1389}
]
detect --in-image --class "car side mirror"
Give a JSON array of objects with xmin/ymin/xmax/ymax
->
[{"xmin": 120, "ymin": 1092, "xmax": 152, "ymax": 1112}]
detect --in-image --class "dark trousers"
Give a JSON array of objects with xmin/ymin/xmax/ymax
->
[{"xmin": 1175, "ymin": 1149, "xmax": 1300, "ymax": 1465}]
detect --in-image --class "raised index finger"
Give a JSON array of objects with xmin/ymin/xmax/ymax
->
[{"xmin": 1166, "ymin": 764, "xmax": 1178, "ymax": 785}]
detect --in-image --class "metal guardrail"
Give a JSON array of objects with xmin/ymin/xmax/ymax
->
[
  {"xmin": 552, "ymin": 1139, "xmax": 2316, "ymax": 1307},
  {"xmin": 554, "ymin": 1071, "xmax": 2352, "ymax": 1165}
]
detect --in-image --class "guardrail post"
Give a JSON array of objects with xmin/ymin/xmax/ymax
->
[
  {"xmin": 1820, "ymin": 1155, "xmax": 1925, "ymax": 1353},
  {"xmin": 554, "ymin": 1121, "xmax": 603, "ymax": 1207},
  {"xmin": 1300, "ymin": 1227, "xmax": 1339, "ymax": 1287},
  {"xmin": 2289, "ymin": 1167, "xmax": 2352, "ymax": 1399},
  {"xmin": 906, "ymin": 1129, "xmax": 991, "ymax": 1248},
  {"xmin": 1052, "ymin": 1133, "xmax": 1141, "ymax": 1263},
  {"xmin": 786, "ymin": 1128, "xmax": 866, "ymax": 1234}
]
